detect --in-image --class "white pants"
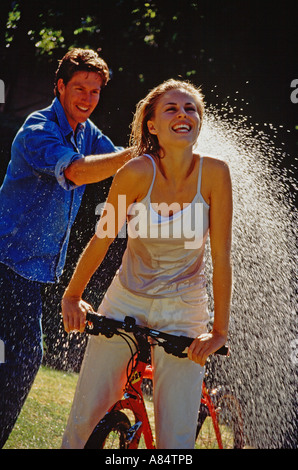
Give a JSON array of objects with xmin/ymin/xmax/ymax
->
[{"xmin": 62, "ymin": 275, "xmax": 209, "ymax": 449}]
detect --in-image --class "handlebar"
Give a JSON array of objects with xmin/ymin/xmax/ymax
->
[{"xmin": 85, "ymin": 312, "xmax": 229, "ymax": 358}]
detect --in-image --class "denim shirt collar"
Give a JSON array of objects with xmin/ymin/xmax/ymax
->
[{"xmin": 52, "ymin": 97, "xmax": 86, "ymax": 137}]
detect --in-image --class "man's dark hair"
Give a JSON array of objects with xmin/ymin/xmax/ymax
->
[{"xmin": 54, "ymin": 48, "xmax": 110, "ymax": 98}]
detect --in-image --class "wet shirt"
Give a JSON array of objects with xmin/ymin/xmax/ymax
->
[
  {"xmin": 118, "ymin": 154, "xmax": 210, "ymax": 298},
  {"xmin": 0, "ymin": 98, "xmax": 120, "ymax": 283}
]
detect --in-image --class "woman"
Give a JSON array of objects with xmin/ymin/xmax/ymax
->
[{"xmin": 61, "ymin": 79, "xmax": 233, "ymax": 449}]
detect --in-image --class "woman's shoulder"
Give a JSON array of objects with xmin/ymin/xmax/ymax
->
[
  {"xmin": 197, "ymin": 154, "xmax": 231, "ymax": 202},
  {"xmin": 117, "ymin": 154, "xmax": 154, "ymax": 179},
  {"xmin": 113, "ymin": 154, "xmax": 155, "ymax": 199},
  {"xmin": 199, "ymin": 154, "xmax": 231, "ymax": 179},
  {"xmin": 199, "ymin": 154, "xmax": 229, "ymax": 169}
]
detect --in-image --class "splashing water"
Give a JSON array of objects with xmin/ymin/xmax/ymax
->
[
  {"xmin": 42, "ymin": 98, "xmax": 297, "ymax": 448},
  {"xmin": 196, "ymin": 105, "xmax": 297, "ymax": 448}
]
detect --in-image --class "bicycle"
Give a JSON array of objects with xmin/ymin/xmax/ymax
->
[{"xmin": 83, "ymin": 312, "xmax": 244, "ymax": 449}]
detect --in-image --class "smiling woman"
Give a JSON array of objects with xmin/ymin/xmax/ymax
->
[{"xmin": 61, "ymin": 78, "xmax": 233, "ymax": 449}]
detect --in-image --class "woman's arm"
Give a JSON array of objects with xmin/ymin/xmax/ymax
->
[
  {"xmin": 62, "ymin": 157, "xmax": 150, "ymax": 332},
  {"xmin": 61, "ymin": 235, "xmax": 112, "ymax": 332},
  {"xmin": 188, "ymin": 159, "xmax": 233, "ymax": 365}
]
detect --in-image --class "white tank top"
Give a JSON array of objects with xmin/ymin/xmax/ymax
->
[{"xmin": 118, "ymin": 154, "xmax": 210, "ymax": 298}]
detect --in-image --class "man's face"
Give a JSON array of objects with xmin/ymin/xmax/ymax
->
[{"xmin": 58, "ymin": 71, "xmax": 102, "ymax": 131}]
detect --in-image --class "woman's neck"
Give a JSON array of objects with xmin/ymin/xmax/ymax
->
[{"xmin": 157, "ymin": 147, "xmax": 196, "ymax": 183}]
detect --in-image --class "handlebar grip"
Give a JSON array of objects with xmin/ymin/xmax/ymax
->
[
  {"xmin": 177, "ymin": 335, "xmax": 229, "ymax": 356},
  {"xmin": 85, "ymin": 311, "xmax": 121, "ymax": 337}
]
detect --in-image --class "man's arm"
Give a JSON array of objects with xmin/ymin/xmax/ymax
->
[{"xmin": 64, "ymin": 148, "xmax": 134, "ymax": 185}]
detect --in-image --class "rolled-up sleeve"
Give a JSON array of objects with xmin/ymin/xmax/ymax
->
[
  {"xmin": 55, "ymin": 152, "xmax": 84, "ymax": 190},
  {"xmin": 22, "ymin": 122, "xmax": 84, "ymax": 190}
]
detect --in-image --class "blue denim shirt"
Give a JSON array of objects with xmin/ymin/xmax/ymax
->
[{"xmin": 0, "ymin": 98, "xmax": 121, "ymax": 283}]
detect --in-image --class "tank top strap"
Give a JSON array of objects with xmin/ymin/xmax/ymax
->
[
  {"xmin": 143, "ymin": 153, "xmax": 157, "ymax": 198},
  {"xmin": 197, "ymin": 156, "xmax": 204, "ymax": 194}
]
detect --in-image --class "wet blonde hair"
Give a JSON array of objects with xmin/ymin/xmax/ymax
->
[{"xmin": 129, "ymin": 79, "xmax": 204, "ymax": 158}]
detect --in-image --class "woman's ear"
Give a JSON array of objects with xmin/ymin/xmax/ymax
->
[{"xmin": 147, "ymin": 120, "xmax": 157, "ymax": 135}]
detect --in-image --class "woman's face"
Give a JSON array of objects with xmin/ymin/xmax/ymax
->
[{"xmin": 147, "ymin": 89, "xmax": 201, "ymax": 151}]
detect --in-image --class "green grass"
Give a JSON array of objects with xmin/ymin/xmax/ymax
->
[
  {"xmin": 3, "ymin": 365, "xmax": 155, "ymax": 450},
  {"xmin": 3, "ymin": 366, "xmax": 79, "ymax": 449}
]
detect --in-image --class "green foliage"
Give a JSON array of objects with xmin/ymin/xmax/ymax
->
[
  {"xmin": 3, "ymin": 0, "xmax": 203, "ymax": 78},
  {"xmin": 35, "ymin": 28, "xmax": 65, "ymax": 55},
  {"xmin": 5, "ymin": 1, "xmax": 21, "ymax": 46}
]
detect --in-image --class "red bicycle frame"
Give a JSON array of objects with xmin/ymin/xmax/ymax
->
[
  {"xmin": 200, "ymin": 381, "xmax": 223, "ymax": 449},
  {"xmin": 107, "ymin": 361, "xmax": 224, "ymax": 449},
  {"xmin": 109, "ymin": 361, "xmax": 155, "ymax": 449}
]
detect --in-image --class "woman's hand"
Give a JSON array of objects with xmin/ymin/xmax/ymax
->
[
  {"xmin": 61, "ymin": 295, "xmax": 94, "ymax": 333},
  {"xmin": 187, "ymin": 330, "xmax": 227, "ymax": 366}
]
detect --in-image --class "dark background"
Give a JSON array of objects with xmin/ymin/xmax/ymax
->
[
  {"xmin": 0, "ymin": 0, "xmax": 297, "ymax": 370},
  {"xmin": 1, "ymin": 1, "xmax": 297, "ymax": 156}
]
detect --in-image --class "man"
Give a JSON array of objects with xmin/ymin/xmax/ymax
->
[{"xmin": 0, "ymin": 48, "xmax": 132, "ymax": 447}]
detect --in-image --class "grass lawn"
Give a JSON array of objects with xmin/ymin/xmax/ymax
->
[
  {"xmin": 3, "ymin": 366, "xmax": 79, "ymax": 449},
  {"xmin": 3, "ymin": 365, "xmax": 155, "ymax": 449}
]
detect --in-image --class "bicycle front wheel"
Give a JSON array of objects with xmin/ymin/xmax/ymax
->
[
  {"xmin": 196, "ymin": 389, "xmax": 244, "ymax": 449},
  {"xmin": 84, "ymin": 410, "xmax": 131, "ymax": 449}
]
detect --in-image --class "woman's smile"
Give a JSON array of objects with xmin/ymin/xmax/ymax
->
[{"xmin": 171, "ymin": 121, "xmax": 192, "ymax": 133}]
